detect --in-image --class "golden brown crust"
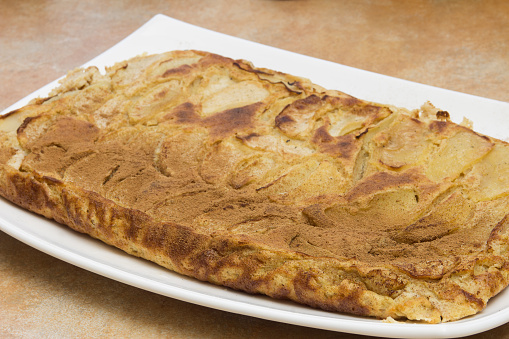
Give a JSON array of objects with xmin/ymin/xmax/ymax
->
[{"xmin": 1, "ymin": 50, "xmax": 509, "ymax": 323}]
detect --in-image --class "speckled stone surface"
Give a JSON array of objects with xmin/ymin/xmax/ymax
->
[{"xmin": 1, "ymin": 1, "xmax": 509, "ymax": 338}]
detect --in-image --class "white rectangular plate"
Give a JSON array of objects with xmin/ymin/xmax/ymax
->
[{"xmin": 1, "ymin": 14, "xmax": 509, "ymax": 338}]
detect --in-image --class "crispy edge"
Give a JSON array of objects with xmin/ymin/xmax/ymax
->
[{"xmin": 4, "ymin": 162, "xmax": 509, "ymax": 323}]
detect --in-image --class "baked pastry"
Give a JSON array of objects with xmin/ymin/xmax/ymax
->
[{"xmin": 1, "ymin": 50, "xmax": 509, "ymax": 323}]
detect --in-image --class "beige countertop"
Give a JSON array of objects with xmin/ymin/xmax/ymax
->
[{"xmin": 1, "ymin": 1, "xmax": 509, "ymax": 338}]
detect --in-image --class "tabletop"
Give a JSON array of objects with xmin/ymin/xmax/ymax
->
[{"xmin": 1, "ymin": 1, "xmax": 509, "ymax": 338}]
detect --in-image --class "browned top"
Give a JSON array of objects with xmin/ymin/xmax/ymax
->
[{"xmin": 3, "ymin": 50, "xmax": 509, "ymax": 288}]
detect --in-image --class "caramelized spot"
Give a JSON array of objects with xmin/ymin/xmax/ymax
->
[
  {"xmin": 323, "ymin": 94, "xmax": 361, "ymax": 107},
  {"xmin": 429, "ymin": 120, "xmax": 449, "ymax": 134},
  {"xmin": 313, "ymin": 125, "xmax": 335, "ymax": 144},
  {"xmin": 203, "ymin": 102, "xmax": 262, "ymax": 138},
  {"xmin": 164, "ymin": 102, "xmax": 200, "ymax": 124},
  {"xmin": 312, "ymin": 126, "xmax": 358, "ymax": 158},
  {"xmin": 165, "ymin": 101, "xmax": 262, "ymax": 139},
  {"xmin": 236, "ymin": 133, "xmax": 261, "ymax": 142},
  {"xmin": 274, "ymin": 114, "xmax": 295, "ymax": 127},
  {"xmin": 352, "ymin": 104, "xmax": 381, "ymax": 116},
  {"xmin": 275, "ymin": 95, "xmax": 322, "ymax": 138},
  {"xmin": 162, "ymin": 64, "xmax": 192, "ymax": 77},
  {"xmin": 17, "ymin": 115, "xmax": 40, "ymax": 135}
]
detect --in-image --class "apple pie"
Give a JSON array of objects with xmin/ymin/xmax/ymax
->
[{"xmin": 1, "ymin": 50, "xmax": 509, "ymax": 323}]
